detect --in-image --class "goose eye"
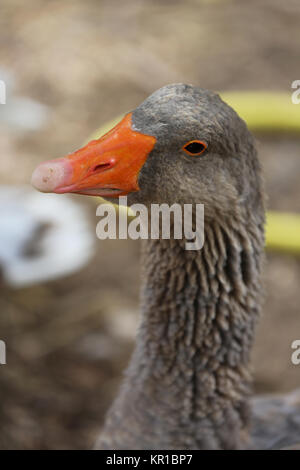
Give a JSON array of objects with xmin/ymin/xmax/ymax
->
[{"xmin": 183, "ymin": 140, "xmax": 207, "ymax": 156}]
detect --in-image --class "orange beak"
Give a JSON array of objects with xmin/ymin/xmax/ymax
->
[{"xmin": 31, "ymin": 113, "xmax": 156, "ymax": 198}]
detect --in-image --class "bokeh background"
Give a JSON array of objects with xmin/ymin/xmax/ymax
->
[{"xmin": 0, "ymin": 0, "xmax": 299, "ymax": 449}]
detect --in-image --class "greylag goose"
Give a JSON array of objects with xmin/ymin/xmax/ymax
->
[{"xmin": 31, "ymin": 84, "xmax": 300, "ymax": 450}]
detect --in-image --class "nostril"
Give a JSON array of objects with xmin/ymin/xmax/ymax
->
[{"xmin": 91, "ymin": 162, "xmax": 112, "ymax": 174}]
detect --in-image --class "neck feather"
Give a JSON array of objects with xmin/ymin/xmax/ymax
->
[{"xmin": 98, "ymin": 213, "xmax": 264, "ymax": 450}]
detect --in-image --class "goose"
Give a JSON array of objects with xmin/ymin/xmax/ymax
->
[{"xmin": 31, "ymin": 84, "xmax": 300, "ymax": 450}]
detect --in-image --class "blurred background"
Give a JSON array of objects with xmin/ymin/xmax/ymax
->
[{"xmin": 0, "ymin": 0, "xmax": 299, "ymax": 449}]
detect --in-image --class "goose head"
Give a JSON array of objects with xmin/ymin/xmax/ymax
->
[{"xmin": 31, "ymin": 84, "xmax": 262, "ymax": 217}]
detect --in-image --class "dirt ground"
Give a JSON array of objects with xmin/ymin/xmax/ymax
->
[{"xmin": 0, "ymin": 0, "xmax": 299, "ymax": 449}]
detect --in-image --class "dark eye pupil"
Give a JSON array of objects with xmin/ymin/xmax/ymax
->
[{"xmin": 184, "ymin": 142, "xmax": 205, "ymax": 154}]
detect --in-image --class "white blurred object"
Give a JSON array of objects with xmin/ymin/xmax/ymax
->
[
  {"xmin": 0, "ymin": 67, "xmax": 49, "ymax": 131},
  {"xmin": 0, "ymin": 186, "xmax": 95, "ymax": 287},
  {"xmin": 0, "ymin": 97, "xmax": 49, "ymax": 130}
]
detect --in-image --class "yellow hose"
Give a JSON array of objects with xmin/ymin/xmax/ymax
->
[
  {"xmin": 266, "ymin": 212, "xmax": 300, "ymax": 254},
  {"xmin": 88, "ymin": 91, "xmax": 300, "ymax": 254},
  {"xmin": 221, "ymin": 91, "xmax": 300, "ymax": 133}
]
